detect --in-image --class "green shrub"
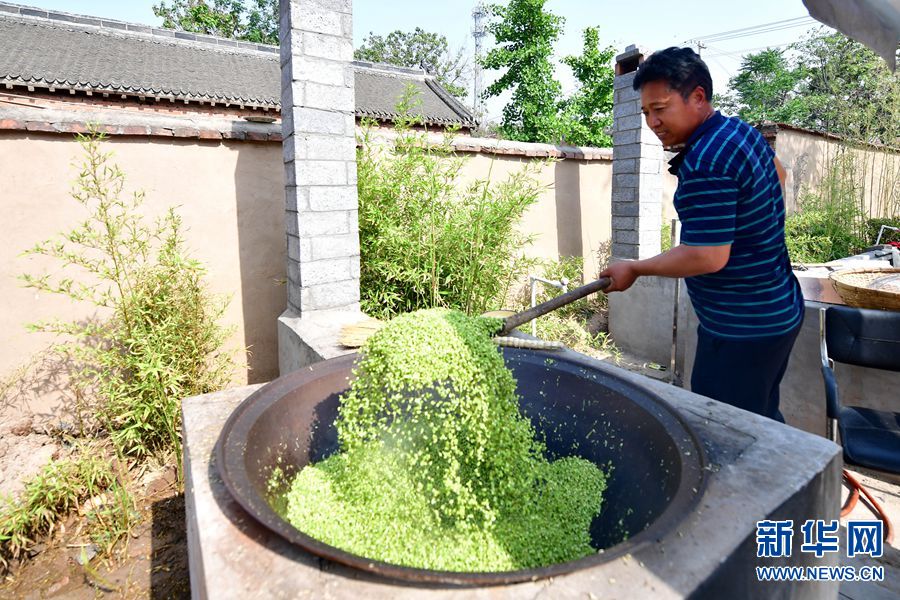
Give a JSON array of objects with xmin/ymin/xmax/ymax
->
[
  {"xmin": 864, "ymin": 216, "xmax": 900, "ymax": 245},
  {"xmin": 0, "ymin": 446, "xmax": 133, "ymax": 569},
  {"xmin": 357, "ymin": 88, "xmax": 544, "ymax": 319},
  {"xmin": 661, "ymin": 221, "xmax": 673, "ymax": 253},
  {"xmin": 20, "ymin": 130, "xmax": 234, "ymax": 469},
  {"xmin": 784, "ymin": 200, "xmax": 865, "ymax": 263}
]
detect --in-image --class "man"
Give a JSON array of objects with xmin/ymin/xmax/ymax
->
[{"xmin": 599, "ymin": 47, "xmax": 804, "ymax": 422}]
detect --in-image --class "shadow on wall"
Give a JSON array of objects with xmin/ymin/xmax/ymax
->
[
  {"xmin": 233, "ymin": 140, "xmax": 286, "ymax": 384},
  {"xmin": 554, "ymin": 159, "xmax": 583, "ymax": 259}
]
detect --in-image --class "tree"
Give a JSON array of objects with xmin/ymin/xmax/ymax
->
[
  {"xmin": 480, "ymin": 0, "xmax": 565, "ymax": 143},
  {"xmin": 354, "ymin": 28, "xmax": 470, "ymax": 99},
  {"xmin": 153, "ymin": 0, "xmax": 278, "ymax": 45},
  {"xmin": 558, "ymin": 27, "xmax": 615, "ymax": 147},
  {"xmin": 720, "ymin": 30, "xmax": 899, "ymax": 146},
  {"xmin": 717, "ymin": 48, "xmax": 809, "ymax": 125},
  {"xmin": 792, "ymin": 30, "xmax": 899, "ymax": 144}
]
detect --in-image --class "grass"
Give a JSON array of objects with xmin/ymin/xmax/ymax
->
[{"xmin": 0, "ymin": 443, "xmax": 136, "ymax": 570}]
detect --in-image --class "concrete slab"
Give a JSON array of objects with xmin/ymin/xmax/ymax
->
[
  {"xmin": 277, "ymin": 308, "xmax": 361, "ymax": 375},
  {"xmin": 184, "ymin": 348, "xmax": 843, "ymax": 598}
]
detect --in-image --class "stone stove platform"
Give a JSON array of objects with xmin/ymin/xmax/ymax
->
[{"xmin": 183, "ymin": 349, "xmax": 842, "ymax": 599}]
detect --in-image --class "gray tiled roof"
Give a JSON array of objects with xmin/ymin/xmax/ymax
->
[{"xmin": 0, "ymin": 3, "xmax": 475, "ymax": 127}]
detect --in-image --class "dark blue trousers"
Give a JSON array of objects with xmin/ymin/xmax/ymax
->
[{"xmin": 690, "ymin": 321, "xmax": 802, "ymax": 423}]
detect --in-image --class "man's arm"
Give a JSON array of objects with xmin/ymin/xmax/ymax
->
[{"xmin": 598, "ymin": 244, "xmax": 731, "ymax": 292}]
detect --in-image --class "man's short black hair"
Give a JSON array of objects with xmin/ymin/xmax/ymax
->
[{"xmin": 632, "ymin": 47, "xmax": 713, "ymax": 101}]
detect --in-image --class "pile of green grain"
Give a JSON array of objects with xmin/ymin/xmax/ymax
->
[{"xmin": 283, "ymin": 308, "xmax": 606, "ymax": 571}]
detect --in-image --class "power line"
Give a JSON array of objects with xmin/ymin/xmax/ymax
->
[
  {"xmin": 705, "ymin": 41, "xmax": 795, "ymax": 59},
  {"xmin": 689, "ymin": 16, "xmax": 817, "ymax": 44},
  {"xmin": 704, "ymin": 33, "xmax": 833, "ymax": 59}
]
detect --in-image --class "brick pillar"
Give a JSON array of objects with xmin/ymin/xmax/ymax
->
[
  {"xmin": 280, "ymin": 0, "xmax": 359, "ymax": 314},
  {"xmin": 277, "ymin": 0, "xmax": 361, "ymax": 374},
  {"xmin": 611, "ymin": 45, "xmax": 663, "ymax": 260}
]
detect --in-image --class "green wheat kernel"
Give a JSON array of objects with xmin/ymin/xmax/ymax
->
[{"xmin": 284, "ymin": 308, "xmax": 607, "ymax": 571}]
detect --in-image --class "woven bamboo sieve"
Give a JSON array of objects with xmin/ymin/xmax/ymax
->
[{"xmin": 829, "ymin": 267, "xmax": 900, "ymax": 311}]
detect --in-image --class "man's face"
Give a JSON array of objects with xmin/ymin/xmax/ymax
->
[{"xmin": 640, "ymin": 80, "xmax": 706, "ymax": 147}]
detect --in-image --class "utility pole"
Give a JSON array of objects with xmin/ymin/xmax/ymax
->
[
  {"xmin": 695, "ymin": 40, "xmax": 706, "ymax": 55},
  {"xmin": 471, "ymin": 1, "xmax": 487, "ymax": 126}
]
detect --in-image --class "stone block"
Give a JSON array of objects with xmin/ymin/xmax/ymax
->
[
  {"xmin": 641, "ymin": 127, "xmax": 662, "ymax": 145},
  {"xmin": 295, "ymin": 257, "xmax": 352, "ymax": 286},
  {"xmin": 613, "ymin": 86, "xmax": 641, "ymax": 104},
  {"xmin": 613, "ymin": 99, "xmax": 642, "ymax": 120},
  {"xmin": 612, "ymin": 188, "xmax": 638, "ymax": 203},
  {"xmin": 303, "ymin": 134, "xmax": 355, "ymax": 161},
  {"xmin": 280, "ymin": 57, "xmax": 295, "ymax": 100},
  {"xmin": 612, "ymin": 202, "xmax": 639, "ymax": 217},
  {"xmin": 344, "ymin": 113, "xmax": 357, "ymax": 136},
  {"xmin": 304, "ymin": 83, "xmax": 355, "ymax": 111},
  {"xmin": 280, "ymin": 31, "xmax": 293, "ymax": 67},
  {"xmin": 612, "ymin": 216, "xmax": 638, "ymax": 230},
  {"xmin": 613, "ymin": 129, "xmax": 641, "ymax": 146},
  {"xmin": 639, "ymin": 173, "xmax": 663, "ymax": 189},
  {"xmin": 614, "ymin": 174, "xmax": 639, "ymax": 188},
  {"xmin": 287, "ymin": 259, "xmax": 302, "ymax": 288},
  {"xmin": 296, "ymin": 210, "xmax": 350, "ymax": 237},
  {"xmin": 612, "ymin": 158, "xmax": 638, "ymax": 175},
  {"xmin": 282, "ymin": 133, "xmax": 307, "ymax": 165},
  {"xmin": 291, "ymin": 56, "xmax": 345, "ymax": 86},
  {"xmin": 612, "ymin": 242, "xmax": 639, "ymax": 259},
  {"xmin": 615, "ymin": 143, "xmax": 654, "ymax": 160},
  {"xmin": 286, "ymin": 233, "xmax": 302, "ymax": 261},
  {"xmin": 286, "ymin": 281, "xmax": 304, "ymax": 314},
  {"xmin": 346, "ymin": 161, "xmax": 357, "ymax": 184},
  {"xmin": 638, "ymin": 160, "xmax": 662, "ymax": 175},
  {"xmin": 284, "ymin": 186, "xmax": 308, "ymax": 212},
  {"xmin": 289, "ymin": 4, "xmax": 343, "ymax": 36},
  {"xmin": 303, "ymin": 0, "xmax": 352, "ymax": 13},
  {"xmin": 286, "ymin": 212, "xmax": 300, "ymax": 238},
  {"xmin": 639, "ymin": 189, "xmax": 663, "ymax": 205},
  {"xmin": 308, "ymin": 186, "xmax": 357, "ymax": 211},
  {"xmin": 295, "ymin": 160, "xmax": 347, "ymax": 186},
  {"xmin": 290, "ymin": 79, "xmax": 306, "ymax": 108},
  {"xmin": 302, "ymin": 31, "xmax": 353, "ymax": 61},
  {"xmin": 640, "ymin": 202, "xmax": 663, "ymax": 217},
  {"xmin": 310, "ymin": 233, "xmax": 359, "ymax": 260},
  {"xmin": 290, "ymin": 107, "xmax": 346, "ymax": 135},
  {"xmin": 615, "ymin": 230, "xmax": 639, "ymax": 245},
  {"xmin": 350, "ymin": 255, "xmax": 360, "ymax": 278},
  {"xmin": 613, "ymin": 72, "xmax": 636, "ymax": 90},
  {"xmin": 614, "ymin": 113, "xmax": 643, "ymax": 132},
  {"xmin": 638, "ymin": 230, "xmax": 662, "ymax": 256},
  {"xmin": 308, "ymin": 278, "xmax": 360, "ymax": 309}
]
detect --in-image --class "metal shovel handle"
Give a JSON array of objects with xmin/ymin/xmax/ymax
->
[{"xmin": 500, "ymin": 277, "xmax": 612, "ymax": 335}]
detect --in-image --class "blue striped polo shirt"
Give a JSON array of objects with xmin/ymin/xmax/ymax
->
[{"xmin": 670, "ymin": 111, "xmax": 803, "ymax": 339}]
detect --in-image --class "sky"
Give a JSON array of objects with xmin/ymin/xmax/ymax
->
[{"xmin": 21, "ymin": 0, "xmax": 831, "ymax": 122}]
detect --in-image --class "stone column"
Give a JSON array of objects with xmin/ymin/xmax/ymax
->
[
  {"xmin": 607, "ymin": 44, "xmax": 674, "ymax": 367},
  {"xmin": 280, "ymin": 0, "xmax": 359, "ymax": 312},
  {"xmin": 611, "ymin": 44, "xmax": 663, "ymax": 260},
  {"xmin": 277, "ymin": 0, "xmax": 361, "ymax": 373}
]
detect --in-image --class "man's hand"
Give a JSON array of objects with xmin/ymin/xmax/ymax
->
[{"xmin": 599, "ymin": 261, "xmax": 639, "ymax": 292}]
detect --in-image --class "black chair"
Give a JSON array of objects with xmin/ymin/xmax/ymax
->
[
  {"xmin": 819, "ymin": 305, "xmax": 900, "ymax": 473},
  {"xmin": 819, "ymin": 305, "xmax": 900, "ymax": 543}
]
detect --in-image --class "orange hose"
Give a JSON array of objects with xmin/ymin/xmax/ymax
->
[
  {"xmin": 842, "ymin": 469, "xmax": 894, "ymax": 545},
  {"xmin": 840, "ymin": 472, "xmax": 860, "ymax": 517}
]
